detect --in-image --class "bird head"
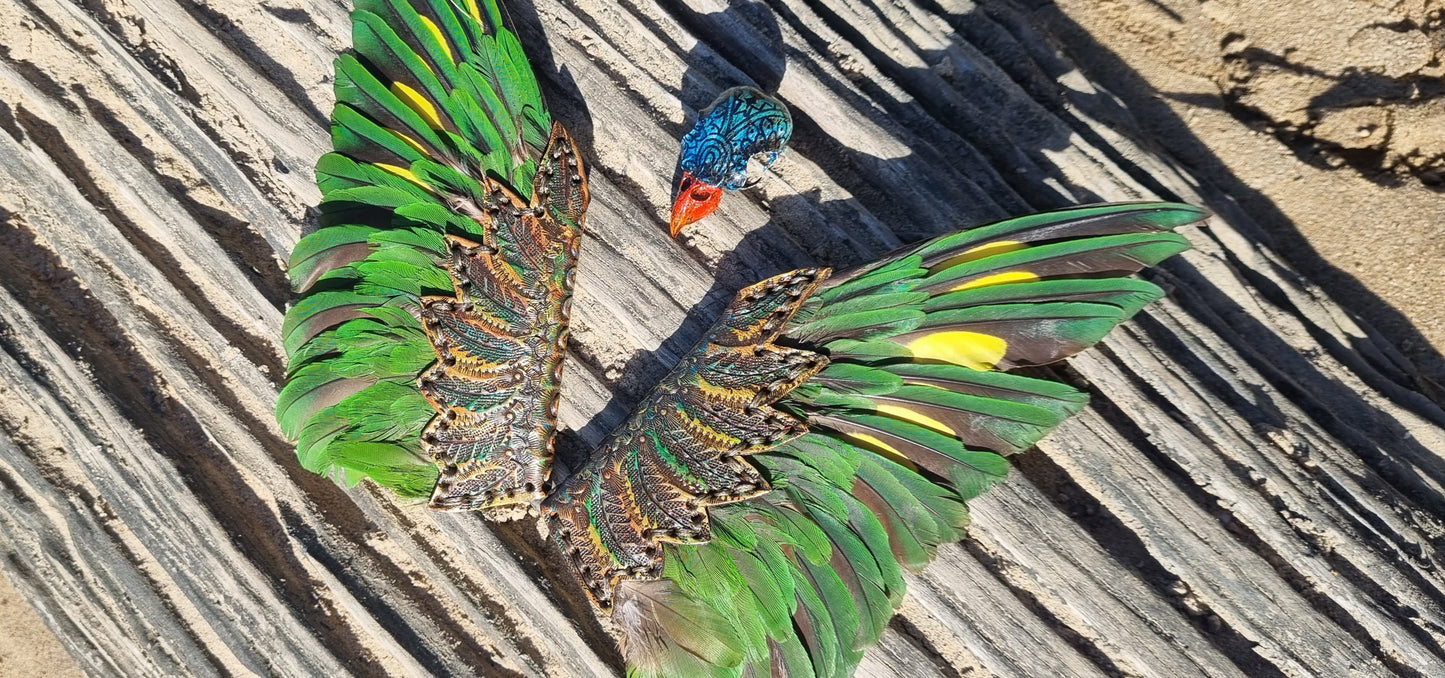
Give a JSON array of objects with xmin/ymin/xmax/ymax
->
[{"xmin": 669, "ymin": 171, "xmax": 724, "ymax": 237}]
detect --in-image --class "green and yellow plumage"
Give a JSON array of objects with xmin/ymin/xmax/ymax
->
[
  {"xmin": 278, "ymin": 0, "xmax": 588, "ymax": 514},
  {"xmin": 543, "ymin": 202, "xmax": 1203, "ymax": 677}
]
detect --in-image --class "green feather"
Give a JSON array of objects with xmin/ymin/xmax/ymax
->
[
  {"xmin": 812, "ymin": 254, "xmax": 926, "ymax": 307},
  {"xmin": 913, "ymin": 201, "xmax": 1206, "ymax": 265},
  {"xmin": 324, "ymin": 185, "xmax": 430, "ymax": 211},
  {"xmin": 368, "ymin": 226, "xmax": 448, "ymax": 254},
  {"xmin": 447, "ymin": 87, "xmax": 511, "ymax": 174},
  {"xmin": 788, "ymin": 307, "xmax": 924, "ymax": 344},
  {"xmin": 820, "ymin": 339, "xmax": 915, "ymax": 363},
  {"xmin": 898, "ymin": 300, "xmax": 1127, "ymax": 367},
  {"xmin": 352, "ymin": 11, "xmax": 455, "ymax": 130},
  {"xmin": 282, "ymin": 290, "xmax": 390, "ymax": 356},
  {"xmin": 295, "ymin": 408, "xmax": 350, "ymax": 473},
  {"xmin": 806, "ymin": 291, "xmax": 926, "ymax": 321},
  {"xmin": 325, "ymin": 441, "xmax": 437, "ymax": 497},
  {"xmin": 919, "ymin": 231, "xmax": 1191, "ymax": 293},
  {"xmin": 331, "ymin": 104, "xmax": 430, "ymax": 165},
  {"xmin": 615, "ymin": 581, "xmax": 745, "ymax": 678},
  {"xmin": 456, "ymin": 62, "xmax": 518, "ymax": 155},
  {"xmin": 793, "ymin": 363, "xmax": 901, "ymax": 404},
  {"xmin": 319, "ymin": 154, "xmax": 441, "ymax": 201},
  {"xmin": 276, "ymin": 366, "xmax": 371, "ymax": 439},
  {"xmin": 851, "ymin": 456, "xmax": 945, "ymax": 568},
  {"xmin": 356, "ymin": 0, "xmax": 460, "ymax": 88},
  {"xmin": 331, "ymin": 381, "xmax": 432, "ymax": 439},
  {"xmin": 354, "ymin": 255, "xmax": 453, "ymax": 297},
  {"xmin": 883, "ymin": 363, "xmax": 1090, "ymax": 420},
  {"xmin": 946, "ymin": 449, "xmax": 1011, "ymax": 500},
  {"xmin": 286, "ymin": 313, "xmax": 428, "ymax": 376},
  {"xmin": 925, "ymin": 277, "xmax": 1164, "ymax": 317},
  {"xmin": 494, "ymin": 28, "xmax": 549, "ymax": 148},
  {"xmin": 811, "ymin": 507, "xmax": 894, "ymax": 650},
  {"xmin": 288, "ymin": 224, "xmax": 379, "ymax": 292},
  {"xmin": 334, "ymin": 53, "xmax": 450, "ymax": 156},
  {"xmin": 411, "ymin": 158, "xmax": 486, "ymax": 201},
  {"xmin": 724, "ymin": 541, "xmax": 793, "ymax": 642},
  {"xmin": 795, "ymin": 548, "xmax": 859, "ymax": 677},
  {"xmin": 417, "ymin": 0, "xmax": 474, "ymax": 63},
  {"xmin": 281, "ymin": 0, "xmax": 558, "ymax": 498},
  {"xmin": 862, "ymin": 383, "xmax": 1067, "ymax": 454}
]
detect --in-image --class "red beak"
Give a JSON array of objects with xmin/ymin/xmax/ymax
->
[{"xmin": 669, "ymin": 172, "xmax": 724, "ymax": 237}]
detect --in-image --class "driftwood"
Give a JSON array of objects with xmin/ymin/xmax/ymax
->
[{"xmin": 1, "ymin": 0, "xmax": 1443, "ymax": 675}]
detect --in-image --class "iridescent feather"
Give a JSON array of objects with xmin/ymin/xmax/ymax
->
[
  {"xmin": 544, "ymin": 202, "xmax": 1206, "ymax": 677},
  {"xmin": 277, "ymin": 0, "xmax": 589, "ymax": 517},
  {"xmin": 670, "ymin": 86, "xmax": 792, "ymax": 235}
]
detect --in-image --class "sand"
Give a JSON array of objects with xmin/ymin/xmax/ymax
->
[
  {"xmin": 0, "ymin": 575, "xmax": 79, "ymax": 678},
  {"xmin": 1045, "ymin": 0, "xmax": 1445, "ymax": 381}
]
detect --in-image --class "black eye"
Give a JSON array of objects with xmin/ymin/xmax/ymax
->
[{"xmin": 691, "ymin": 186, "xmax": 714, "ymax": 200}]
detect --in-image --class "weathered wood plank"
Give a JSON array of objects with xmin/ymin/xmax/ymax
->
[{"xmin": 0, "ymin": 0, "xmax": 1442, "ymax": 675}]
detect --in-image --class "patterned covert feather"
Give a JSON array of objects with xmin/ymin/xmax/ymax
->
[
  {"xmin": 420, "ymin": 123, "xmax": 587, "ymax": 512},
  {"xmin": 543, "ymin": 268, "xmax": 830, "ymax": 606}
]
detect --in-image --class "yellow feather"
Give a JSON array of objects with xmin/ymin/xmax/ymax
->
[
  {"xmin": 933, "ymin": 240, "xmax": 1026, "ymax": 270},
  {"xmin": 420, "ymin": 16, "xmax": 454, "ymax": 63},
  {"xmin": 390, "ymin": 130, "xmax": 431, "ymax": 158},
  {"xmin": 462, "ymin": 0, "xmax": 483, "ymax": 22},
  {"xmin": 876, "ymin": 404, "xmax": 955, "ymax": 436},
  {"xmin": 842, "ymin": 433, "xmax": 918, "ymax": 471},
  {"xmin": 389, "ymin": 82, "xmax": 445, "ymax": 130},
  {"xmin": 375, "ymin": 163, "xmax": 436, "ymax": 193},
  {"xmin": 951, "ymin": 270, "xmax": 1039, "ymax": 291},
  {"xmin": 905, "ymin": 331, "xmax": 1007, "ymax": 370}
]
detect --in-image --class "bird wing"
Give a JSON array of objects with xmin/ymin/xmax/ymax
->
[
  {"xmin": 544, "ymin": 202, "xmax": 1204, "ymax": 676},
  {"xmin": 277, "ymin": 0, "xmax": 588, "ymax": 515}
]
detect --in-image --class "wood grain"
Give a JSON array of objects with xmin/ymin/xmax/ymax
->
[{"xmin": 0, "ymin": 0, "xmax": 1442, "ymax": 675}]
